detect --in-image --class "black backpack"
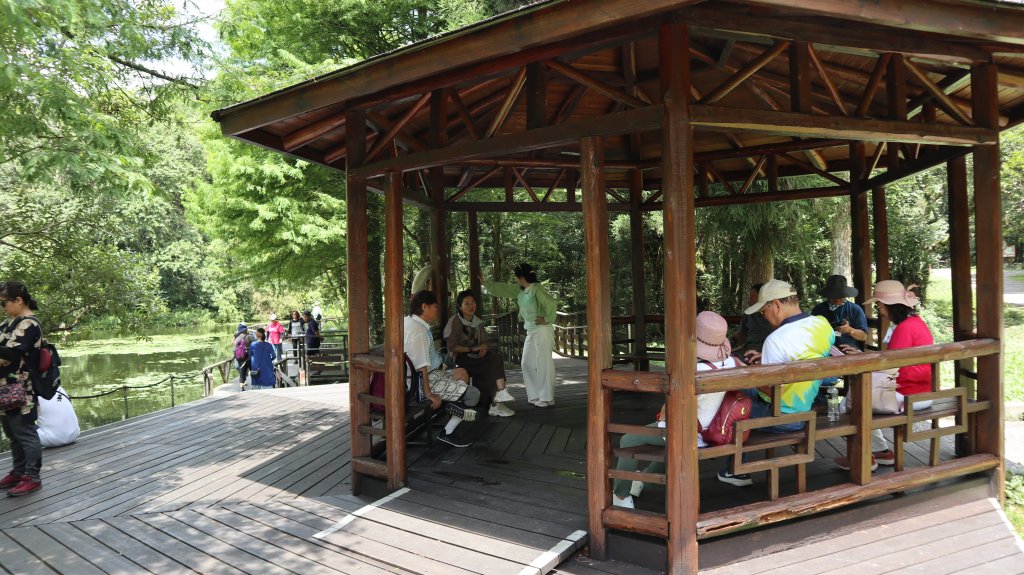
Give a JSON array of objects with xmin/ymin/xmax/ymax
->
[{"xmin": 29, "ymin": 340, "xmax": 61, "ymax": 401}]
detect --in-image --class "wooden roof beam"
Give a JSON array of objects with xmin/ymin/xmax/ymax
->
[
  {"xmin": 485, "ymin": 67, "xmax": 528, "ymax": 139},
  {"xmin": 745, "ymin": 0, "xmax": 1024, "ymax": 47},
  {"xmin": 699, "ymin": 41, "xmax": 790, "ymax": 104},
  {"xmin": 351, "ymin": 104, "xmax": 664, "ymax": 177},
  {"xmin": 684, "ymin": 5, "xmax": 990, "ymax": 64},
  {"xmin": 366, "ymin": 93, "xmax": 432, "ymax": 161},
  {"xmin": 282, "ymin": 112, "xmax": 346, "ymax": 152},
  {"xmin": 547, "ymin": 59, "xmax": 651, "ymax": 108},
  {"xmin": 689, "ymin": 105, "xmax": 997, "ymax": 145},
  {"xmin": 902, "ymin": 61, "xmax": 974, "ymax": 126}
]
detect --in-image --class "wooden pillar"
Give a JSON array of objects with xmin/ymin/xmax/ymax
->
[
  {"xmin": 660, "ymin": 20, "xmax": 699, "ymax": 575},
  {"xmin": 971, "ymin": 62, "xmax": 1004, "ymax": 500},
  {"xmin": 789, "ymin": 42, "xmax": 811, "ymax": 113},
  {"xmin": 468, "ymin": 211, "xmax": 482, "ymax": 299},
  {"xmin": 871, "ymin": 185, "xmax": 890, "ymax": 345},
  {"xmin": 947, "ymin": 154, "xmax": 975, "ymax": 456},
  {"xmin": 849, "ymin": 142, "xmax": 873, "ymax": 347},
  {"xmin": 887, "ymin": 54, "xmax": 907, "ymax": 171},
  {"xmin": 346, "ymin": 110, "xmax": 372, "ymax": 495},
  {"xmin": 582, "ymin": 135, "xmax": 612, "ymax": 561},
  {"xmin": 429, "ymin": 89, "xmax": 449, "ymax": 319},
  {"xmin": 629, "ymin": 169, "xmax": 649, "ymax": 371},
  {"xmin": 384, "ymin": 170, "xmax": 407, "ymax": 491}
]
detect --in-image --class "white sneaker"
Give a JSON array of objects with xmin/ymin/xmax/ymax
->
[
  {"xmin": 532, "ymin": 400, "xmax": 549, "ymax": 407},
  {"xmin": 612, "ymin": 494, "xmax": 634, "ymax": 509},
  {"xmin": 629, "ymin": 480, "xmax": 644, "ymax": 498},
  {"xmin": 488, "ymin": 403, "xmax": 515, "ymax": 417},
  {"xmin": 493, "ymin": 389, "xmax": 515, "ymax": 403}
]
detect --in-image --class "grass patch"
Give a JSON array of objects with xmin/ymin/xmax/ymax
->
[
  {"xmin": 1007, "ymin": 472, "xmax": 1024, "ymax": 538},
  {"xmin": 924, "ymin": 271, "xmax": 1024, "ymax": 402}
]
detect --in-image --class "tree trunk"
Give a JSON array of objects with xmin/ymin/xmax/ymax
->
[
  {"xmin": 831, "ymin": 200, "xmax": 853, "ymax": 279},
  {"xmin": 744, "ymin": 240, "xmax": 774, "ymax": 296},
  {"xmin": 490, "ymin": 212, "xmax": 504, "ymax": 316}
]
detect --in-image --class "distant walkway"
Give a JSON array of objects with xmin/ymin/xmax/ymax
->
[{"xmin": 931, "ymin": 267, "xmax": 1024, "ymax": 307}]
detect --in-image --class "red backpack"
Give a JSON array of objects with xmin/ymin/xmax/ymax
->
[{"xmin": 698, "ymin": 360, "xmax": 753, "ymax": 446}]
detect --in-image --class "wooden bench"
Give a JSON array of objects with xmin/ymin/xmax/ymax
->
[{"xmin": 611, "ymin": 391, "xmax": 990, "ymax": 498}]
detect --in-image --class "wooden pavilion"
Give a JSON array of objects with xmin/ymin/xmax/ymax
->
[{"xmin": 212, "ymin": 1, "xmax": 1024, "ymax": 572}]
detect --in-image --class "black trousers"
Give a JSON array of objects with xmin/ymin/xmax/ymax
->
[{"xmin": 1, "ymin": 408, "xmax": 42, "ymax": 479}]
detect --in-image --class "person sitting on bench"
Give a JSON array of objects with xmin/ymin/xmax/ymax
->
[
  {"xmin": 720, "ymin": 279, "xmax": 835, "ymax": 487},
  {"xmin": 406, "ymin": 290, "xmax": 481, "ymax": 448}
]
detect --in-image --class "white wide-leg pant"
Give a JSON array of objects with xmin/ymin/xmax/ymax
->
[{"xmin": 521, "ymin": 324, "xmax": 555, "ymax": 403}]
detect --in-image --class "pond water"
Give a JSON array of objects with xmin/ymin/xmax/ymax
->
[{"xmin": 56, "ymin": 325, "xmax": 237, "ymax": 432}]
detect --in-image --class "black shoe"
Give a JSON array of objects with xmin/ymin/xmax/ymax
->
[
  {"xmin": 437, "ymin": 431, "xmax": 472, "ymax": 448},
  {"xmin": 445, "ymin": 403, "xmax": 478, "ymax": 422}
]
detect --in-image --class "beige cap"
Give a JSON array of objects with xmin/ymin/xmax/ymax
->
[{"xmin": 744, "ymin": 279, "xmax": 798, "ymax": 315}]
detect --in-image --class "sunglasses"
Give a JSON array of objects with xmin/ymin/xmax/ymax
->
[{"xmin": 759, "ymin": 300, "xmax": 777, "ymax": 317}]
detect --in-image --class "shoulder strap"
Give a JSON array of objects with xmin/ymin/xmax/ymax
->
[{"xmin": 700, "ymin": 359, "xmax": 719, "ymax": 370}]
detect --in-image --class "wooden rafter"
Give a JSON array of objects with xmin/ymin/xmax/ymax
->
[
  {"xmin": 856, "ymin": 53, "xmax": 891, "ymax": 117},
  {"xmin": 547, "ymin": 59, "xmax": 650, "ymax": 108},
  {"xmin": 448, "ymin": 88, "xmax": 482, "ymax": 141},
  {"xmin": 868, "ymin": 142, "xmax": 887, "ymax": 173},
  {"xmin": 543, "ymin": 168, "xmax": 566, "ymax": 202},
  {"xmin": 705, "ymin": 162, "xmax": 737, "ymax": 195},
  {"xmin": 738, "ymin": 155, "xmax": 768, "ymax": 194},
  {"xmin": 744, "ymin": 80, "xmax": 829, "ymax": 170},
  {"xmin": 367, "ymin": 93, "xmax": 431, "ymax": 161},
  {"xmin": 606, "ymin": 187, "xmax": 629, "ymax": 204},
  {"xmin": 903, "ymin": 60, "xmax": 975, "ymax": 126},
  {"xmin": 366, "ymin": 111, "xmax": 427, "ymax": 153},
  {"xmin": 780, "ymin": 152, "xmax": 849, "ymax": 186},
  {"xmin": 807, "ymin": 44, "xmax": 848, "ymax": 116},
  {"xmin": 512, "ymin": 168, "xmax": 541, "ymax": 202},
  {"xmin": 282, "ymin": 112, "xmax": 346, "ymax": 152},
  {"xmin": 700, "ymin": 40, "xmax": 790, "ymax": 104},
  {"xmin": 485, "ymin": 67, "xmax": 528, "ymax": 139},
  {"xmin": 447, "ymin": 166, "xmax": 501, "ymax": 203},
  {"xmin": 906, "ymin": 69, "xmax": 971, "ymax": 120}
]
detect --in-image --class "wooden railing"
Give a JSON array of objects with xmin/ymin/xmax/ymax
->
[{"xmin": 597, "ymin": 338, "xmax": 1001, "ymax": 542}]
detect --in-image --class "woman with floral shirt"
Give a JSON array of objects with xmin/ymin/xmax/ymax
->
[{"xmin": 0, "ymin": 281, "xmax": 43, "ymax": 496}]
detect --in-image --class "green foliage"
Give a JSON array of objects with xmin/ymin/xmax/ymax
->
[{"xmin": 882, "ymin": 170, "xmax": 948, "ymax": 300}]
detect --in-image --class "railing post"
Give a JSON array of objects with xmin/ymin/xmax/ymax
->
[
  {"xmin": 170, "ymin": 375, "xmax": 176, "ymax": 407},
  {"xmin": 123, "ymin": 386, "xmax": 129, "ymax": 420}
]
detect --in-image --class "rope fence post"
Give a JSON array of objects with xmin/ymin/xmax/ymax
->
[
  {"xmin": 122, "ymin": 385, "xmax": 129, "ymax": 420},
  {"xmin": 170, "ymin": 375, "xmax": 176, "ymax": 407}
]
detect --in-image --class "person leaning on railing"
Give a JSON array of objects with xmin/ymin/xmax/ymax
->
[
  {"xmin": 720, "ymin": 279, "xmax": 836, "ymax": 488},
  {"xmin": 444, "ymin": 289, "xmax": 516, "ymax": 418},
  {"xmin": 611, "ymin": 311, "xmax": 736, "ymax": 509},
  {"xmin": 834, "ymin": 280, "xmax": 934, "ymax": 472}
]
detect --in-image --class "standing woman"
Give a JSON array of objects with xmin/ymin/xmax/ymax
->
[
  {"xmin": 288, "ymin": 310, "xmax": 304, "ymax": 364},
  {"xmin": 0, "ymin": 281, "xmax": 44, "ymax": 496},
  {"xmin": 482, "ymin": 263, "xmax": 558, "ymax": 407}
]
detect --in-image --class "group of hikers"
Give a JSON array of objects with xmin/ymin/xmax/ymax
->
[
  {"xmin": 611, "ymin": 274, "xmax": 933, "ymax": 508},
  {"xmin": 232, "ymin": 308, "xmax": 323, "ymax": 389}
]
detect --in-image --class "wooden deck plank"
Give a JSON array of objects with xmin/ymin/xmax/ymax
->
[
  {"xmin": 957, "ymin": 551, "xmax": 1024, "ymax": 574},
  {"xmin": 105, "ymin": 515, "xmax": 247, "ymax": 575},
  {"xmin": 221, "ymin": 499, "xmax": 415, "ymax": 568},
  {"xmin": 7, "ymin": 525, "xmax": 108, "ymax": 575},
  {"xmin": 192, "ymin": 506, "xmax": 400, "ymax": 575},
  {"xmin": 133, "ymin": 512, "xmax": 284, "ymax": 575},
  {"xmin": 74, "ymin": 519, "xmax": 194, "ymax": 575},
  {"xmin": 168, "ymin": 508, "xmax": 352, "ymax": 575},
  {"xmin": 0, "ymin": 528, "xmax": 60, "ymax": 575},
  {"xmin": 36, "ymin": 521, "xmax": 153, "ymax": 575},
  {"xmin": 899, "ymin": 536, "xmax": 1024, "ymax": 575}
]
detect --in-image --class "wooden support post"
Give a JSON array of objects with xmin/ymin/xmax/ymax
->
[
  {"xmin": 384, "ymin": 171, "xmax": 407, "ymax": 492},
  {"xmin": 430, "ymin": 90, "xmax": 449, "ymax": 319},
  {"xmin": 629, "ymin": 170, "xmax": 649, "ymax": 371},
  {"xmin": 346, "ymin": 110, "xmax": 371, "ymax": 495},
  {"xmin": 582, "ymin": 135, "xmax": 612, "ymax": 561},
  {"xmin": 887, "ymin": 54, "xmax": 907, "ymax": 171},
  {"xmin": 469, "ymin": 211, "xmax": 482, "ymax": 299},
  {"xmin": 848, "ymin": 372, "xmax": 873, "ymax": 485},
  {"xmin": 660, "ymin": 20, "xmax": 699, "ymax": 575},
  {"xmin": 789, "ymin": 42, "xmax": 811, "ymax": 113},
  {"xmin": 971, "ymin": 62, "xmax": 1004, "ymax": 500},
  {"xmin": 849, "ymin": 143, "xmax": 872, "ymax": 332},
  {"xmin": 526, "ymin": 62, "xmax": 548, "ymax": 130},
  {"xmin": 871, "ymin": 185, "xmax": 890, "ymax": 344},
  {"xmin": 947, "ymin": 155, "xmax": 975, "ymax": 454}
]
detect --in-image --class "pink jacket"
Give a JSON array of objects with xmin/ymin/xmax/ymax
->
[{"xmin": 266, "ymin": 321, "xmax": 286, "ymax": 345}]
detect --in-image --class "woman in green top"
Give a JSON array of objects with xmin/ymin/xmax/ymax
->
[{"xmin": 482, "ymin": 263, "xmax": 557, "ymax": 407}]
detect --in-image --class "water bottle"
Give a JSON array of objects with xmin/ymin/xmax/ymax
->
[{"xmin": 827, "ymin": 387, "xmax": 841, "ymax": 423}]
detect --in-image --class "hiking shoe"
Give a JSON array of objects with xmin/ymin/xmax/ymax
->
[
  {"xmin": 629, "ymin": 480, "xmax": 644, "ymax": 498},
  {"xmin": 493, "ymin": 389, "xmax": 515, "ymax": 403},
  {"xmin": 437, "ymin": 431, "xmax": 472, "ymax": 448},
  {"xmin": 612, "ymin": 494, "xmax": 634, "ymax": 509},
  {"xmin": 0, "ymin": 473, "xmax": 21, "ymax": 490},
  {"xmin": 488, "ymin": 403, "xmax": 515, "ymax": 417},
  {"xmin": 834, "ymin": 455, "xmax": 878, "ymax": 471},
  {"xmin": 7, "ymin": 476, "xmax": 41, "ymax": 497},
  {"xmin": 718, "ymin": 471, "xmax": 753, "ymax": 487},
  {"xmin": 874, "ymin": 449, "xmax": 896, "ymax": 466},
  {"xmin": 445, "ymin": 403, "xmax": 478, "ymax": 422}
]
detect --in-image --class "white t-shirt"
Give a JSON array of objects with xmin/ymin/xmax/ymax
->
[
  {"xmin": 37, "ymin": 387, "xmax": 80, "ymax": 448},
  {"xmin": 403, "ymin": 314, "xmax": 433, "ymax": 371},
  {"xmin": 696, "ymin": 357, "xmax": 736, "ymax": 430}
]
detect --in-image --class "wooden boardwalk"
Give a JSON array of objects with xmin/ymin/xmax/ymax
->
[{"xmin": 0, "ymin": 356, "xmax": 1020, "ymax": 574}]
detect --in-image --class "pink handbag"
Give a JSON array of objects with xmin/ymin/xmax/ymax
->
[{"xmin": 0, "ymin": 382, "xmax": 29, "ymax": 411}]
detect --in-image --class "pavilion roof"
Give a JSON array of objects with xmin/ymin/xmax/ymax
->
[{"xmin": 211, "ymin": 0, "xmax": 1024, "ymax": 202}]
